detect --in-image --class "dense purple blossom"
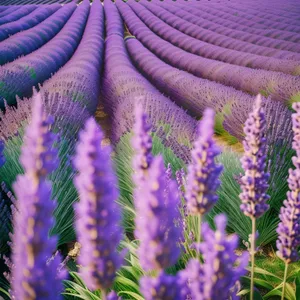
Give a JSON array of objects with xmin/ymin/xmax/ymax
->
[
  {"xmin": 0, "ymin": 3, "xmax": 76, "ymax": 65},
  {"xmin": 132, "ymin": 104, "xmax": 153, "ymax": 183},
  {"xmin": 134, "ymin": 155, "xmax": 182, "ymax": 271},
  {"xmin": 11, "ymin": 93, "xmax": 65, "ymax": 299},
  {"xmin": 181, "ymin": 215, "xmax": 248, "ymax": 300},
  {"xmin": 74, "ymin": 117, "xmax": 123, "ymax": 291},
  {"xmin": 276, "ymin": 102, "xmax": 300, "ymax": 263},
  {"xmin": 185, "ymin": 108, "xmax": 223, "ymax": 215},
  {"xmin": 140, "ymin": 272, "xmax": 181, "ymax": 300},
  {"xmin": 107, "ymin": 291, "xmax": 121, "ymax": 300},
  {"xmin": 240, "ymin": 95, "xmax": 270, "ymax": 218}
]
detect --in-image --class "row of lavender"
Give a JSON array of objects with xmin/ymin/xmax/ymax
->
[
  {"xmin": 114, "ymin": 1, "xmax": 294, "ymax": 146},
  {"xmin": 120, "ymin": 0, "xmax": 300, "ymax": 104},
  {"xmin": 0, "ymin": 0, "xmax": 74, "ymax": 6},
  {"xmin": 0, "ymin": 0, "xmax": 104, "ymax": 251}
]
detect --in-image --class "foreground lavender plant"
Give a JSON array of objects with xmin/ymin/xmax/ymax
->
[
  {"xmin": 74, "ymin": 118, "xmax": 123, "ymax": 298},
  {"xmin": 140, "ymin": 271, "xmax": 181, "ymax": 300},
  {"xmin": 134, "ymin": 155, "xmax": 182, "ymax": 271},
  {"xmin": 132, "ymin": 104, "xmax": 153, "ymax": 183},
  {"xmin": 276, "ymin": 102, "xmax": 300, "ymax": 300},
  {"xmin": 180, "ymin": 215, "xmax": 248, "ymax": 300},
  {"xmin": 11, "ymin": 93, "xmax": 65, "ymax": 299},
  {"xmin": 239, "ymin": 94, "xmax": 270, "ymax": 300},
  {"xmin": 185, "ymin": 108, "xmax": 223, "ymax": 244}
]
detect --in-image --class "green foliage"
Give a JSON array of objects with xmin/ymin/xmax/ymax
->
[
  {"xmin": 114, "ymin": 131, "xmax": 185, "ymax": 235},
  {"xmin": 0, "ymin": 127, "xmax": 79, "ymax": 246},
  {"xmin": 239, "ymin": 254, "xmax": 300, "ymax": 299},
  {"xmin": 207, "ymin": 145, "xmax": 292, "ymax": 246}
]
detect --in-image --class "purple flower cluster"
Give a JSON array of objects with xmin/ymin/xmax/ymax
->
[
  {"xmin": 240, "ymin": 95, "xmax": 270, "ymax": 218},
  {"xmin": 134, "ymin": 155, "xmax": 182, "ymax": 271},
  {"xmin": 181, "ymin": 215, "xmax": 249, "ymax": 300},
  {"xmin": 276, "ymin": 102, "xmax": 300, "ymax": 263},
  {"xmin": 186, "ymin": 108, "xmax": 223, "ymax": 216},
  {"xmin": 11, "ymin": 93, "xmax": 66, "ymax": 299},
  {"xmin": 74, "ymin": 117, "xmax": 123, "ymax": 291},
  {"xmin": 140, "ymin": 272, "xmax": 181, "ymax": 300},
  {"xmin": 132, "ymin": 104, "xmax": 153, "ymax": 183}
]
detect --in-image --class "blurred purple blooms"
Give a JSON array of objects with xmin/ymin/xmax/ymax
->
[
  {"xmin": 181, "ymin": 215, "xmax": 248, "ymax": 300},
  {"xmin": 11, "ymin": 93, "xmax": 66, "ymax": 299},
  {"xmin": 134, "ymin": 155, "xmax": 182, "ymax": 271},
  {"xmin": 140, "ymin": 271, "xmax": 181, "ymax": 300},
  {"xmin": 74, "ymin": 117, "xmax": 123, "ymax": 291},
  {"xmin": 240, "ymin": 95, "xmax": 270, "ymax": 218},
  {"xmin": 276, "ymin": 102, "xmax": 300, "ymax": 263}
]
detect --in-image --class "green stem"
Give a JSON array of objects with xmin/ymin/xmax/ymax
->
[
  {"xmin": 101, "ymin": 289, "xmax": 107, "ymax": 300},
  {"xmin": 198, "ymin": 214, "xmax": 202, "ymax": 243},
  {"xmin": 197, "ymin": 214, "xmax": 202, "ymax": 260},
  {"xmin": 250, "ymin": 217, "xmax": 256, "ymax": 300},
  {"xmin": 281, "ymin": 261, "xmax": 289, "ymax": 300}
]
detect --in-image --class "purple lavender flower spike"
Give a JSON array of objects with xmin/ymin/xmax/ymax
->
[
  {"xmin": 276, "ymin": 102, "xmax": 300, "ymax": 263},
  {"xmin": 181, "ymin": 215, "xmax": 249, "ymax": 300},
  {"xmin": 132, "ymin": 104, "xmax": 153, "ymax": 183},
  {"xmin": 186, "ymin": 108, "xmax": 223, "ymax": 215},
  {"xmin": 11, "ymin": 93, "xmax": 65, "ymax": 299},
  {"xmin": 134, "ymin": 155, "xmax": 182, "ymax": 271},
  {"xmin": 107, "ymin": 291, "xmax": 121, "ymax": 300},
  {"xmin": 140, "ymin": 272, "xmax": 181, "ymax": 300},
  {"xmin": 20, "ymin": 93, "xmax": 58, "ymax": 180},
  {"xmin": 74, "ymin": 117, "xmax": 123, "ymax": 291},
  {"xmin": 240, "ymin": 94, "xmax": 270, "ymax": 218}
]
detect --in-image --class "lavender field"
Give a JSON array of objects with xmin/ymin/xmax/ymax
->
[{"xmin": 0, "ymin": 0, "xmax": 299, "ymax": 299}]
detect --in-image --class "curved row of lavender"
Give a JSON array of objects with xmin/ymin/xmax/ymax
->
[
  {"xmin": 0, "ymin": 4, "xmax": 60, "ymax": 42},
  {"xmin": 184, "ymin": 0, "xmax": 300, "ymax": 35},
  {"xmin": 0, "ymin": 0, "xmax": 72, "ymax": 5},
  {"xmin": 0, "ymin": 0, "xmax": 104, "ymax": 247},
  {"xmin": 152, "ymin": 2, "xmax": 300, "ymax": 59},
  {"xmin": 125, "ymin": 36, "xmax": 293, "ymax": 145},
  {"xmin": 41, "ymin": 0, "xmax": 104, "ymax": 115},
  {"xmin": 133, "ymin": 1, "xmax": 300, "ymax": 75},
  {"xmin": 117, "ymin": 1, "xmax": 300, "ymax": 103},
  {"xmin": 188, "ymin": 1, "xmax": 300, "ymax": 33},
  {"xmin": 161, "ymin": 2, "xmax": 300, "ymax": 53},
  {"xmin": 207, "ymin": 1, "xmax": 299, "ymax": 26},
  {"xmin": 0, "ymin": 2, "xmax": 75, "ymax": 65},
  {"xmin": 0, "ymin": 5, "xmax": 37, "ymax": 25},
  {"xmin": 0, "ymin": 0, "xmax": 89, "ymax": 108},
  {"xmin": 102, "ymin": 0, "xmax": 197, "ymax": 163},
  {"xmin": 177, "ymin": 1, "xmax": 300, "ymax": 43}
]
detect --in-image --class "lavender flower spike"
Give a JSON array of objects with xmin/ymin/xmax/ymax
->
[
  {"xmin": 11, "ymin": 93, "xmax": 65, "ymax": 299},
  {"xmin": 186, "ymin": 108, "xmax": 223, "ymax": 215},
  {"xmin": 140, "ymin": 271, "xmax": 181, "ymax": 300},
  {"xmin": 181, "ymin": 215, "xmax": 249, "ymax": 300},
  {"xmin": 132, "ymin": 103, "xmax": 153, "ymax": 183},
  {"xmin": 134, "ymin": 155, "xmax": 182, "ymax": 271},
  {"xmin": 74, "ymin": 117, "xmax": 123, "ymax": 291},
  {"xmin": 276, "ymin": 102, "xmax": 300, "ymax": 263},
  {"xmin": 240, "ymin": 94, "xmax": 270, "ymax": 218}
]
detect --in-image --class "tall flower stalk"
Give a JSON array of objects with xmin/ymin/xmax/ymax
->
[
  {"xmin": 276, "ymin": 102, "xmax": 300, "ymax": 300},
  {"xmin": 132, "ymin": 108, "xmax": 182, "ymax": 299},
  {"xmin": 180, "ymin": 215, "xmax": 249, "ymax": 300},
  {"xmin": 239, "ymin": 94, "xmax": 270, "ymax": 300},
  {"xmin": 11, "ymin": 93, "xmax": 65, "ymax": 299},
  {"xmin": 74, "ymin": 118, "xmax": 123, "ymax": 299},
  {"xmin": 185, "ymin": 108, "xmax": 222, "ymax": 246}
]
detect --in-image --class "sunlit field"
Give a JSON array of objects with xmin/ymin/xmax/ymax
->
[{"xmin": 0, "ymin": 0, "xmax": 300, "ymax": 299}]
